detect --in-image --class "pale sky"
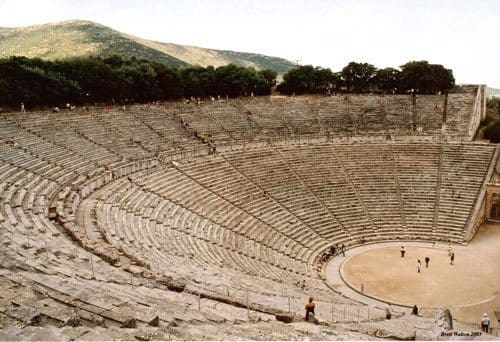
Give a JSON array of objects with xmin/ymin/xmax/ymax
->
[{"xmin": 1, "ymin": 0, "xmax": 499, "ymax": 88}]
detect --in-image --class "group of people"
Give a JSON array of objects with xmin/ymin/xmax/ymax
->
[
  {"xmin": 185, "ymin": 95, "xmax": 230, "ymax": 105},
  {"xmin": 179, "ymin": 117, "xmax": 217, "ymax": 154},
  {"xmin": 330, "ymin": 243, "xmax": 346, "ymax": 257},
  {"xmin": 415, "ymin": 257, "xmax": 431, "ymax": 273},
  {"xmin": 304, "ymin": 298, "xmax": 493, "ymax": 334},
  {"xmin": 400, "ymin": 245, "xmax": 456, "ymax": 273},
  {"xmin": 52, "ymin": 103, "xmax": 77, "ymax": 113},
  {"xmin": 319, "ymin": 243, "xmax": 346, "ymax": 264}
]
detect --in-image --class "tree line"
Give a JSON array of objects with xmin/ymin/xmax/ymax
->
[
  {"xmin": 0, "ymin": 55, "xmax": 277, "ymax": 108},
  {"xmin": 277, "ymin": 61, "xmax": 455, "ymax": 95},
  {"xmin": 0, "ymin": 55, "xmax": 455, "ymax": 109}
]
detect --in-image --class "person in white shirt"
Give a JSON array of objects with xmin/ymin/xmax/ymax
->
[{"xmin": 481, "ymin": 313, "xmax": 490, "ymax": 333}]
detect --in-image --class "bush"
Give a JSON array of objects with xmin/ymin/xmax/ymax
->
[
  {"xmin": 479, "ymin": 115, "xmax": 494, "ymax": 128},
  {"xmin": 487, "ymin": 97, "xmax": 500, "ymax": 114},
  {"xmin": 483, "ymin": 120, "xmax": 500, "ymax": 142}
]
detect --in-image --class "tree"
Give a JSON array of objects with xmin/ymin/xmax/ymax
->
[
  {"xmin": 215, "ymin": 64, "xmax": 249, "ymax": 97},
  {"xmin": 484, "ymin": 120, "xmax": 500, "ymax": 143},
  {"xmin": 257, "ymin": 69, "xmax": 278, "ymax": 89},
  {"xmin": 399, "ymin": 61, "xmax": 454, "ymax": 93},
  {"xmin": 313, "ymin": 67, "xmax": 335, "ymax": 92},
  {"xmin": 277, "ymin": 65, "xmax": 334, "ymax": 94},
  {"xmin": 103, "ymin": 54, "xmax": 125, "ymax": 68},
  {"xmin": 181, "ymin": 66, "xmax": 216, "ymax": 97},
  {"xmin": 152, "ymin": 63, "xmax": 182, "ymax": 99},
  {"xmin": 211, "ymin": 64, "xmax": 274, "ymax": 97},
  {"xmin": 340, "ymin": 62, "xmax": 377, "ymax": 93},
  {"xmin": 0, "ymin": 57, "xmax": 80, "ymax": 106},
  {"xmin": 119, "ymin": 61, "xmax": 160, "ymax": 101},
  {"xmin": 487, "ymin": 98, "xmax": 500, "ymax": 114},
  {"xmin": 53, "ymin": 57, "xmax": 121, "ymax": 102},
  {"xmin": 373, "ymin": 67, "xmax": 400, "ymax": 92}
]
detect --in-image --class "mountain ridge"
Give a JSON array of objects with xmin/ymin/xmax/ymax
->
[{"xmin": 0, "ymin": 19, "xmax": 294, "ymax": 74}]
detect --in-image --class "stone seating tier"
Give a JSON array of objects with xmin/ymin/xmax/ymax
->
[{"xmin": 0, "ymin": 89, "xmax": 493, "ymax": 331}]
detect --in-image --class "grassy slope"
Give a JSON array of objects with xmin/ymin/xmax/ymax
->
[
  {"xmin": 0, "ymin": 20, "xmax": 294, "ymax": 74},
  {"xmin": 137, "ymin": 38, "xmax": 295, "ymax": 74},
  {"xmin": 0, "ymin": 20, "xmax": 188, "ymax": 68}
]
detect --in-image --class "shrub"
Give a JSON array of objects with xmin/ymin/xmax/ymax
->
[
  {"xmin": 483, "ymin": 120, "xmax": 500, "ymax": 142},
  {"xmin": 487, "ymin": 97, "xmax": 500, "ymax": 114}
]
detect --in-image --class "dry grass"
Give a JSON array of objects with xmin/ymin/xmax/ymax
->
[{"xmin": 0, "ymin": 20, "xmax": 294, "ymax": 74}]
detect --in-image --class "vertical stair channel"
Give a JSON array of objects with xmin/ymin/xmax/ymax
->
[
  {"xmin": 389, "ymin": 143, "xmax": 407, "ymax": 233},
  {"xmin": 441, "ymin": 93, "xmax": 448, "ymax": 135},
  {"xmin": 432, "ymin": 143, "xmax": 444, "ymax": 232},
  {"xmin": 411, "ymin": 92, "xmax": 417, "ymax": 132}
]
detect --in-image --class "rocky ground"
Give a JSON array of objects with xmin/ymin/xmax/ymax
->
[{"xmin": 1, "ymin": 311, "xmax": 497, "ymax": 341}]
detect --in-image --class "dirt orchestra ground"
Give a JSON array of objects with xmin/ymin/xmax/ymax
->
[{"xmin": 332, "ymin": 223, "xmax": 500, "ymax": 326}]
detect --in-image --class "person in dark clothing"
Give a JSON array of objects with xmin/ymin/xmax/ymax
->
[
  {"xmin": 305, "ymin": 297, "xmax": 315, "ymax": 321},
  {"xmin": 330, "ymin": 245, "xmax": 336, "ymax": 256},
  {"xmin": 424, "ymin": 256, "xmax": 430, "ymax": 268},
  {"xmin": 341, "ymin": 244, "xmax": 345, "ymax": 257},
  {"xmin": 450, "ymin": 252, "xmax": 455, "ymax": 265},
  {"xmin": 400, "ymin": 246, "xmax": 406, "ymax": 257},
  {"xmin": 412, "ymin": 305, "xmax": 419, "ymax": 315}
]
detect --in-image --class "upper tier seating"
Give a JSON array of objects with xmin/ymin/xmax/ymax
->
[{"xmin": 0, "ymin": 88, "xmax": 494, "ymax": 328}]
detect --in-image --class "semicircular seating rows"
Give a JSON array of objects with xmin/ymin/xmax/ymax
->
[{"xmin": 0, "ymin": 87, "xmax": 496, "ymax": 328}]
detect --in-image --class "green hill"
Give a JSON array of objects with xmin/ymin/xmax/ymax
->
[{"xmin": 0, "ymin": 20, "xmax": 294, "ymax": 74}]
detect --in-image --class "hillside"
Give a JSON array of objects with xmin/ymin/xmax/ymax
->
[
  {"xmin": 136, "ymin": 38, "xmax": 294, "ymax": 74},
  {"xmin": 0, "ymin": 20, "xmax": 294, "ymax": 74}
]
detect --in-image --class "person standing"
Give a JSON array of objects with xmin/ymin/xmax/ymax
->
[
  {"xmin": 341, "ymin": 243, "xmax": 345, "ymax": 257},
  {"xmin": 412, "ymin": 305, "xmax": 419, "ymax": 315},
  {"xmin": 385, "ymin": 305, "xmax": 392, "ymax": 319},
  {"xmin": 400, "ymin": 246, "xmax": 406, "ymax": 257},
  {"xmin": 424, "ymin": 256, "xmax": 430, "ymax": 268},
  {"xmin": 417, "ymin": 259, "xmax": 421, "ymax": 273},
  {"xmin": 305, "ymin": 297, "xmax": 315, "ymax": 321},
  {"xmin": 450, "ymin": 252, "xmax": 455, "ymax": 265},
  {"xmin": 20, "ymin": 102, "xmax": 25, "ymax": 113},
  {"xmin": 481, "ymin": 313, "xmax": 490, "ymax": 333}
]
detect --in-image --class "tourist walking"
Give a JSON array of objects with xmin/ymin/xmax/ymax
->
[
  {"xmin": 450, "ymin": 252, "xmax": 455, "ymax": 265},
  {"xmin": 481, "ymin": 313, "xmax": 490, "ymax": 333}
]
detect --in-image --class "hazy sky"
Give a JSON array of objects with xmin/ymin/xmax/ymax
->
[{"xmin": 1, "ymin": 0, "xmax": 499, "ymax": 87}]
